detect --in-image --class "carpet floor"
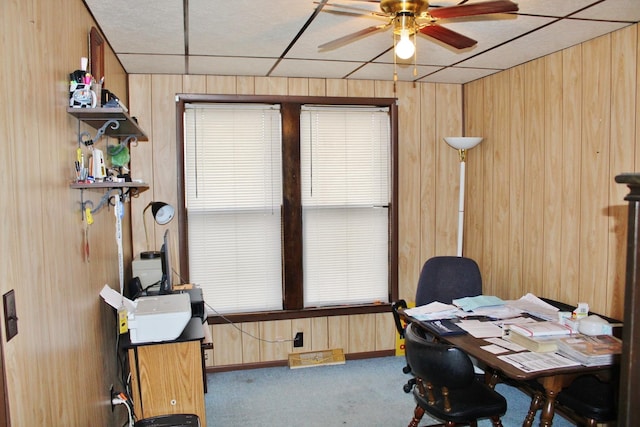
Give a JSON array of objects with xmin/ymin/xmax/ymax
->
[{"xmin": 204, "ymin": 356, "xmax": 574, "ymax": 427}]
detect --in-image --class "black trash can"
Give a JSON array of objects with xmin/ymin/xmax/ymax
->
[{"xmin": 135, "ymin": 414, "xmax": 200, "ymax": 427}]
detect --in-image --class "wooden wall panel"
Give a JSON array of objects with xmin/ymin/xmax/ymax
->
[
  {"xmin": 210, "ymin": 323, "xmax": 243, "ymax": 366},
  {"xmin": 507, "ymin": 67, "xmax": 525, "ymax": 299},
  {"xmin": 608, "ymin": 26, "xmax": 637, "ymax": 317},
  {"xmin": 419, "ymin": 83, "xmax": 438, "ymax": 264},
  {"xmin": 542, "ymin": 52, "xmax": 564, "ymax": 302},
  {"xmin": 560, "ymin": 45, "xmax": 583, "ymax": 306},
  {"xmin": 464, "ymin": 80, "xmax": 486, "ymax": 268},
  {"xmin": 376, "ymin": 312, "xmax": 396, "ymax": 350},
  {"xmin": 464, "ymin": 24, "xmax": 640, "ymax": 320},
  {"xmin": 397, "ymin": 81, "xmax": 422, "ymax": 302},
  {"xmin": 580, "ymin": 36, "xmax": 611, "ymax": 311},
  {"xmin": 348, "ymin": 314, "xmax": 376, "ymax": 353},
  {"xmin": 328, "ymin": 315, "xmax": 350, "ymax": 352},
  {"xmin": 242, "ymin": 323, "xmax": 262, "ymax": 364},
  {"xmin": 311, "ymin": 317, "xmax": 329, "ymax": 350},
  {"xmin": 523, "ymin": 59, "xmax": 546, "ymax": 299},
  {"xmin": 3, "ymin": 0, "xmax": 132, "ymax": 425},
  {"xmin": 434, "ymin": 84, "xmax": 463, "ymax": 257}
]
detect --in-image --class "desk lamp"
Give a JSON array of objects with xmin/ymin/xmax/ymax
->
[
  {"xmin": 443, "ymin": 137, "xmax": 483, "ymax": 257},
  {"xmin": 141, "ymin": 201, "xmax": 175, "ymax": 259}
]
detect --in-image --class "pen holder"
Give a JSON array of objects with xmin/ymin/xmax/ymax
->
[{"xmin": 69, "ymin": 82, "xmax": 97, "ymax": 108}]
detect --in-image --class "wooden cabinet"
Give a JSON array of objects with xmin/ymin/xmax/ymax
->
[{"xmin": 127, "ymin": 319, "xmax": 207, "ymax": 426}]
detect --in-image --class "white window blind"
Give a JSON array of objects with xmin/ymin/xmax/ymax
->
[
  {"xmin": 184, "ymin": 104, "xmax": 283, "ymax": 313},
  {"xmin": 300, "ymin": 106, "xmax": 390, "ymax": 307}
]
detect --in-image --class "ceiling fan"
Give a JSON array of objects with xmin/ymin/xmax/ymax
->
[{"xmin": 317, "ymin": 0, "xmax": 519, "ymax": 59}]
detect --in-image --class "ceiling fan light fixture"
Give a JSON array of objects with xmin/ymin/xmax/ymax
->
[
  {"xmin": 395, "ymin": 29, "xmax": 415, "ymax": 59},
  {"xmin": 394, "ymin": 13, "xmax": 416, "ymax": 60}
]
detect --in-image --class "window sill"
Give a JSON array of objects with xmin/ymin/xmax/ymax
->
[{"xmin": 206, "ymin": 302, "xmax": 392, "ymax": 325}]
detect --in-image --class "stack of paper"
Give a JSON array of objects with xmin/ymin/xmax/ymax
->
[
  {"xmin": 509, "ymin": 321, "xmax": 573, "ymax": 337},
  {"xmin": 403, "ymin": 301, "xmax": 462, "ymax": 320},
  {"xmin": 505, "ymin": 293, "xmax": 559, "ymax": 320},
  {"xmin": 452, "ymin": 295, "xmax": 505, "ymax": 312},
  {"xmin": 556, "ymin": 335, "xmax": 622, "ymax": 366}
]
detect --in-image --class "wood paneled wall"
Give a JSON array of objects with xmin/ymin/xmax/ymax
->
[
  {"xmin": 128, "ymin": 76, "xmax": 465, "ymax": 366},
  {"xmin": 2, "ymin": 0, "xmax": 131, "ymax": 425},
  {"xmin": 463, "ymin": 24, "xmax": 640, "ymax": 320},
  {"xmin": 3, "ymin": 0, "xmax": 638, "ymax": 423}
]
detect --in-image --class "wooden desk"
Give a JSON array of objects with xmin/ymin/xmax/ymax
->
[
  {"xmin": 404, "ymin": 314, "xmax": 616, "ymax": 427},
  {"xmin": 126, "ymin": 318, "xmax": 207, "ymax": 426}
]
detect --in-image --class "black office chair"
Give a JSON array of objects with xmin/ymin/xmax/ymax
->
[
  {"xmin": 392, "ymin": 256, "xmax": 483, "ymax": 392},
  {"xmin": 524, "ymin": 373, "xmax": 618, "ymax": 427},
  {"xmin": 404, "ymin": 323, "xmax": 507, "ymax": 427}
]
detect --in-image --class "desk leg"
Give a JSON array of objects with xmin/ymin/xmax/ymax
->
[{"xmin": 537, "ymin": 376, "xmax": 563, "ymax": 427}]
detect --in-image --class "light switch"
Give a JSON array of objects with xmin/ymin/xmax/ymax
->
[{"xmin": 3, "ymin": 290, "xmax": 18, "ymax": 341}]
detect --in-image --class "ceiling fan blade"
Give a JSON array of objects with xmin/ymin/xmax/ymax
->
[
  {"xmin": 419, "ymin": 24, "xmax": 477, "ymax": 49},
  {"xmin": 429, "ymin": 0, "xmax": 518, "ymax": 19},
  {"xmin": 319, "ymin": 24, "xmax": 390, "ymax": 51},
  {"xmin": 315, "ymin": 1, "xmax": 387, "ymax": 17}
]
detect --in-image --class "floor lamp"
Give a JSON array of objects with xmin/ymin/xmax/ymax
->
[{"xmin": 444, "ymin": 137, "xmax": 483, "ymax": 257}]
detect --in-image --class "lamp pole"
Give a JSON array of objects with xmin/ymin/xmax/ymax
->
[{"xmin": 444, "ymin": 137, "xmax": 483, "ymax": 257}]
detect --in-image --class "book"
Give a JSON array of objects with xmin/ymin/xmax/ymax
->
[
  {"xmin": 509, "ymin": 321, "xmax": 573, "ymax": 337},
  {"xmin": 556, "ymin": 334, "xmax": 622, "ymax": 366},
  {"xmin": 506, "ymin": 330, "xmax": 560, "ymax": 352}
]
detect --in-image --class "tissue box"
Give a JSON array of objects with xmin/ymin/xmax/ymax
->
[{"xmin": 128, "ymin": 293, "xmax": 192, "ymax": 344}]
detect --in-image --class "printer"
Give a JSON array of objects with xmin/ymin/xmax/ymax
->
[{"xmin": 127, "ymin": 293, "xmax": 192, "ymax": 344}]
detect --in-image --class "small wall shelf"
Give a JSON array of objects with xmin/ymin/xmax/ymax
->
[
  {"xmin": 69, "ymin": 181, "xmax": 149, "ymax": 192},
  {"xmin": 67, "ymin": 107, "xmax": 148, "ymax": 141}
]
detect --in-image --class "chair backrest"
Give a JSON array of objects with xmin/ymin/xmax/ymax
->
[
  {"xmin": 415, "ymin": 256, "xmax": 482, "ymax": 306},
  {"xmin": 404, "ymin": 323, "xmax": 476, "ymax": 389}
]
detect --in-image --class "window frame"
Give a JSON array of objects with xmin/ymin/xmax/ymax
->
[{"xmin": 175, "ymin": 94, "xmax": 398, "ymax": 322}]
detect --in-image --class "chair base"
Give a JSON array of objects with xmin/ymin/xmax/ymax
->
[{"xmin": 408, "ymin": 405, "xmax": 503, "ymax": 427}]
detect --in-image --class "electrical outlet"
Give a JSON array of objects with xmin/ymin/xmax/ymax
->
[
  {"xmin": 294, "ymin": 332, "xmax": 303, "ymax": 348},
  {"xmin": 3, "ymin": 290, "xmax": 18, "ymax": 341}
]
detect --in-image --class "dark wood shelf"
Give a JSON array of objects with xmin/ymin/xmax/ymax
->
[
  {"xmin": 70, "ymin": 181, "xmax": 149, "ymax": 194},
  {"xmin": 67, "ymin": 107, "xmax": 148, "ymax": 141}
]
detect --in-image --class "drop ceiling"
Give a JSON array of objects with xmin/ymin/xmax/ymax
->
[{"xmin": 84, "ymin": 0, "xmax": 640, "ymax": 84}]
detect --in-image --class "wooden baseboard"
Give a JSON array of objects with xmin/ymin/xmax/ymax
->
[{"xmin": 205, "ymin": 349, "xmax": 395, "ymax": 373}]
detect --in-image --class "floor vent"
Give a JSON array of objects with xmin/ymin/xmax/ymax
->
[{"xmin": 288, "ymin": 348, "xmax": 346, "ymax": 369}]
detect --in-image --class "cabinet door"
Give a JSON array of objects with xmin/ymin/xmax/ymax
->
[{"xmin": 131, "ymin": 340, "xmax": 205, "ymax": 424}]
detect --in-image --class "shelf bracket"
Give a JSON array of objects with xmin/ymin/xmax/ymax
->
[{"xmin": 79, "ymin": 118, "xmax": 122, "ymax": 146}]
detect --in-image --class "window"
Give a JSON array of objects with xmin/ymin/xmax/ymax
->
[
  {"xmin": 300, "ymin": 106, "xmax": 390, "ymax": 307},
  {"xmin": 178, "ymin": 95, "xmax": 397, "ymax": 315}
]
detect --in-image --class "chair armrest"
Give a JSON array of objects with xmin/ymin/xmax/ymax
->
[{"xmin": 392, "ymin": 299, "xmax": 408, "ymax": 337}]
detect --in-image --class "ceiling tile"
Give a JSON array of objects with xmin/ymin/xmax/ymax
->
[
  {"xmin": 418, "ymin": 67, "xmax": 502, "ymax": 84},
  {"xmin": 119, "ymin": 54, "xmax": 186, "ymax": 75},
  {"xmin": 84, "ymin": 0, "xmax": 640, "ymax": 83},
  {"xmin": 348, "ymin": 62, "xmax": 443, "ymax": 81},
  {"xmin": 270, "ymin": 59, "xmax": 364, "ymax": 79},
  {"xmin": 188, "ymin": 56, "xmax": 278, "ymax": 76},
  {"xmin": 461, "ymin": 18, "xmax": 629, "ymax": 69},
  {"xmin": 188, "ymin": 0, "xmax": 315, "ymax": 57},
  {"xmin": 573, "ymin": 0, "xmax": 640, "ymax": 21},
  {"xmin": 85, "ymin": 0, "xmax": 184, "ymax": 54}
]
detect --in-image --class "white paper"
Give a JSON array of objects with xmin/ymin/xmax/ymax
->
[
  {"xmin": 506, "ymin": 293, "xmax": 559, "ymax": 320},
  {"xmin": 498, "ymin": 351, "xmax": 580, "ymax": 372},
  {"xmin": 404, "ymin": 301, "xmax": 463, "ymax": 320},
  {"xmin": 99, "ymin": 284, "xmax": 137, "ymax": 312},
  {"xmin": 481, "ymin": 344, "xmax": 510, "ymax": 354},
  {"xmin": 485, "ymin": 337, "xmax": 527, "ymax": 352},
  {"xmin": 457, "ymin": 319, "xmax": 504, "ymax": 338}
]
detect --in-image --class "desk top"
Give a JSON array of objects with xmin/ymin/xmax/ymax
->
[
  {"xmin": 122, "ymin": 317, "xmax": 205, "ymax": 349},
  {"xmin": 441, "ymin": 331, "xmax": 612, "ymax": 381},
  {"xmin": 402, "ymin": 302, "xmax": 620, "ymax": 381}
]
